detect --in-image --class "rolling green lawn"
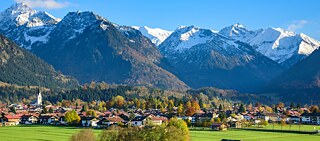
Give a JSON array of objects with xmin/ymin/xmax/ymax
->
[
  {"xmin": 190, "ymin": 130, "xmax": 320, "ymax": 141},
  {"xmin": 248, "ymin": 124, "xmax": 320, "ymax": 132},
  {"xmin": 0, "ymin": 125, "xmax": 319, "ymax": 141}
]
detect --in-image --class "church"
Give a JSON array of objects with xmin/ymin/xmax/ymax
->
[{"xmin": 31, "ymin": 87, "xmax": 42, "ymax": 106}]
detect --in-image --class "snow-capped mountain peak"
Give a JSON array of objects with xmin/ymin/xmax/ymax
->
[
  {"xmin": 298, "ymin": 33, "xmax": 320, "ymax": 55},
  {"xmin": 0, "ymin": 3, "xmax": 60, "ymax": 50},
  {"xmin": 219, "ymin": 23, "xmax": 249, "ymax": 38},
  {"xmin": 50, "ymin": 11, "xmax": 112, "ymax": 41},
  {"xmin": 159, "ymin": 25, "xmax": 221, "ymax": 53},
  {"xmin": 0, "ymin": 3, "xmax": 59, "ymax": 28},
  {"xmin": 132, "ymin": 26, "xmax": 172, "ymax": 46},
  {"xmin": 238, "ymin": 27, "xmax": 320, "ymax": 65}
]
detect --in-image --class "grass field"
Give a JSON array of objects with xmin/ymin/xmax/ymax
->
[
  {"xmin": 190, "ymin": 130, "xmax": 320, "ymax": 141},
  {"xmin": 0, "ymin": 125, "xmax": 319, "ymax": 141},
  {"xmin": 248, "ymin": 124, "xmax": 320, "ymax": 132}
]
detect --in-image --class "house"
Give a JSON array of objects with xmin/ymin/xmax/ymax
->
[
  {"xmin": 97, "ymin": 116, "xmax": 124, "ymax": 128},
  {"xmin": 149, "ymin": 115, "xmax": 168, "ymax": 125},
  {"xmin": 20, "ymin": 115, "xmax": 38, "ymax": 124},
  {"xmin": 119, "ymin": 113, "xmax": 130, "ymax": 121},
  {"xmin": 58, "ymin": 116, "xmax": 68, "ymax": 125},
  {"xmin": 254, "ymin": 112, "xmax": 269, "ymax": 121},
  {"xmin": 5, "ymin": 115, "xmax": 21, "ymax": 126},
  {"xmin": 229, "ymin": 121, "xmax": 241, "ymax": 128},
  {"xmin": 38, "ymin": 115, "xmax": 58, "ymax": 124},
  {"xmin": 130, "ymin": 114, "xmax": 167, "ymax": 127},
  {"xmin": 211, "ymin": 123, "xmax": 227, "ymax": 131},
  {"xmin": 288, "ymin": 115, "xmax": 301, "ymax": 124},
  {"xmin": 56, "ymin": 107, "xmax": 73, "ymax": 114},
  {"xmin": 301, "ymin": 113, "xmax": 320, "ymax": 124},
  {"xmin": 177, "ymin": 116, "xmax": 192, "ymax": 121},
  {"xmin": 0, "ymin": 115, "xmax": 8, "ymax": 126},
  {"xmin": 265, "ymin": 113, "xmax": 280, "ymax": 122},
  {"xmin": 131, "ymin": 115, "xmax": 149, "ymax": 127},
  {"xmin": 81, "ymin": 116, "xmax": 99, "ymax": 127},
  {"xmin": 191, "ymin": 113, "xmax": 216, "ymax": 124},
  {"xmin": 243, "ymin": 113, "xmax": 254, "ymax": 121}
]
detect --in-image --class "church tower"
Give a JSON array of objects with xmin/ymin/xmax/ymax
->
[{"xmin": 37, "ymin": 87, "xmax": 42, "ymax": 106}]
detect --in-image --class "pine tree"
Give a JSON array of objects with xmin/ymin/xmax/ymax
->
[
  {"xmin": 239, "ymin": 104, "xmax": 245, "ymax": 113},
  {"xmin": 49, "ymin": 107, "xmax": 54, "ymax": 113},
  {"xmin": 290, "ymin": 102, "xmax": 295, "ymax": 109},
  {"xmin": 297, "ymin": 103, "xmax": 301, "ymax": 109},
  {"xmin": 219, "ymin": 104, "xmax": 223, "ymax": 112}
]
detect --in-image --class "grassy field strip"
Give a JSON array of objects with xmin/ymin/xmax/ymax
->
[
  {"xmin": 190, "ymin": 130, "xmax": 320, "ymax": 141},
  {"xmin": 249, "ymin": 124, "xmax": 320, "ymax": 132},
  {"xmin": 0, "ymin": 126, "xmax": 319, "ymax": 141}
]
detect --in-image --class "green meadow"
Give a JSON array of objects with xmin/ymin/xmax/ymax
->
[{"xmin": 0, "ymin": 125, "xmax": 319, "ymax": 141}]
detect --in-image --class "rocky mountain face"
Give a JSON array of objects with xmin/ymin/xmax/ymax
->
[
  {"xmin": 0, "ymin": 3, "xmax": 59, "ymax": 50},
  {"xmin": 266, "ymin": 48, "xmax": 320, "ymax": 90},
  {"xmin": 262, "ymin": 48, "xmax": 320, "ymax": 103},
  {"xmin": 158, "ymin": 26, "xmax": 283, "ymax": 92},
  {"xmin": 219, "ymin": 24, "xmax": 320, "ymax": 67},
  {"xmin": 0, "ymin": 34, "xmax": 78, "ymax": 89},
  {"xmin": 31, "ymin": 11, "xmax": 188, "ymax": 90}
]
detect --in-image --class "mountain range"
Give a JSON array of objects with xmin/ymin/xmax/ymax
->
[
  {"xmin": 158, "ymin": 25, "xmax": 283, "ymax": 91},
  {"xmin": 0, "ymin": 3, "xmax": 320, "ymax": 95},
  {"xmin": 219, "ymin": 23, "xmax": 320, "ymax": 67}
]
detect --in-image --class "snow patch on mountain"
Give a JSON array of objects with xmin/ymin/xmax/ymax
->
[
  {"xmin": 52, "ymin": 11, "xmax": 111, "ymax": 42},
  {"xmin": 132, "ymin": 26, "xmax": 172, "ymax": 46},
  {"xmin": 298, "ymin": 33, "xmax": 320, "ymax": 55},
  {"xmin": 23, "ymin": 28, "xmax": 51, "ymax": 49},
  {"xmin": 175, "ymin": 26, "xmax": 213, "ymax": 51}
]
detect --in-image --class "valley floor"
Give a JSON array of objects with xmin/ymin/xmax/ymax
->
[{"xmin": 0, "ymin": 125, "xmax": 319, "ymax": 141}]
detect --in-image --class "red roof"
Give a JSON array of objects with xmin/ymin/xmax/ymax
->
[
  {"xmin": 106, "ymin": 116, "xmax": 124, "ymax": 122},
  {"xmin": 6, "ymin": 115, "xmax": 22, "ymax": 119}
]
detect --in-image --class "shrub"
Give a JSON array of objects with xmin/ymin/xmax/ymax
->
[
  {"xmin": 70, "ymin": 129, "xmax": 96, "ymax": 141},
  {"xmin": 98, "ymin": 123, "xmax": 190, "ymax": 141}
]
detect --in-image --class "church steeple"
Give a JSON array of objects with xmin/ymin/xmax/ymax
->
[{"xmin": 37, "ymin": 86, "xmax": 42, "ymax": 106}]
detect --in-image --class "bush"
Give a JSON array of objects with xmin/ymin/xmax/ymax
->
[
  {"xmin": 70, "ymin": 129, "xmax": 96, "ymax": 141},
  {"xmin": 98, "ymin": 123, "xmax": 190, "ymax": 141},
  {"xmin": 65, "ymin": 110, "xmax": 80, "ymax": 125},
  {"xmin": 167, "ymin": 118, "xmax": 190, "ymax": 141}
]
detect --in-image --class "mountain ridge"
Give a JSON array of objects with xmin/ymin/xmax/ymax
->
[
  {"xmin": 158, "ymin": 25, "xmax": 283, "ymax": 92},
  {"xmin": 0, "ymin": 34, "xmax": 78, "ymax": 89}
]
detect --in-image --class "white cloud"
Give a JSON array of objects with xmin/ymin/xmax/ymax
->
[
  {"xmin": 14, "ymin": 0, "xmax": 71, "ymax": 9},
  {"xmin": 287, "ymin": 20, "xmax": 308, "ymax": 32}
]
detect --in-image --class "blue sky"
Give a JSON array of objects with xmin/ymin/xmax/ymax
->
[{"xmin": 1, "ymin": 0, "xmax": 320, "ymax": 40}]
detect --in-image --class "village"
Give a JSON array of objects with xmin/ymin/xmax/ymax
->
[{"xmin": 0, "ymin": 90, "xmax": 320, "ymax": 131}]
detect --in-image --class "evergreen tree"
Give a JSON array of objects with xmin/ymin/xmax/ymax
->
[
  {"xmin": 199, "ymin": 99, "xmax": 203, "ymax": 109},
  {"xmin": 297, "ymin": 103, "xmax": 301, "ymax": 109},
  {"xmin": 274, "ymin": 106, "xmax": 278, "ymax": 113},
  {"xmin": 219, "ymin": 104, "xmax": 223, "ymax": 112},
  {"xmin": 42, "ymin": 106, "xmax": 48, "ymax": 114},
  {"xmin": 49, "ymin": 107, "xmax": 54, "ymax": 113},
  {"xmin": 290, "ymin": 102, "xmax": 295, "ymax": 108},
  {"xmin": 239, "ymin": 104, "xmax": 245, "ymax": 113},
  {"xmin": 9, "ymin": 107, "xmax": 16, "ymax": 114}
]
